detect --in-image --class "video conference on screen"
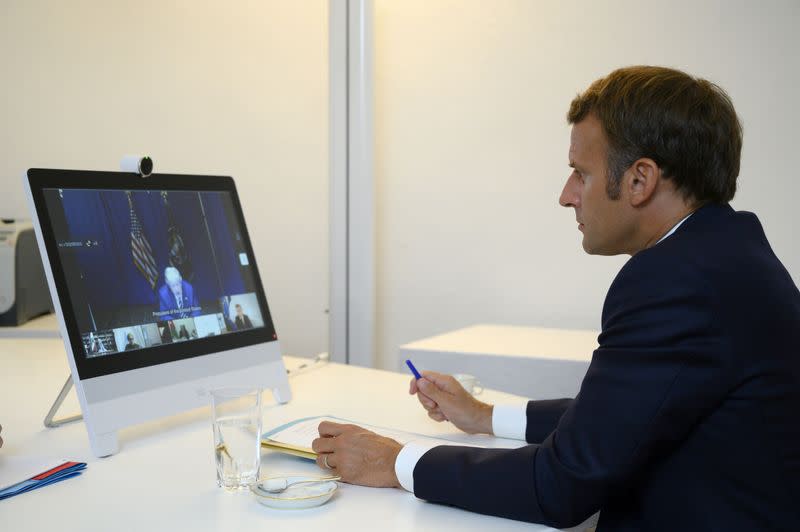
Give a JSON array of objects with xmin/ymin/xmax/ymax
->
[{"xmin": 43, "ymin": 188, "xmax": 274, "ymax": 358}]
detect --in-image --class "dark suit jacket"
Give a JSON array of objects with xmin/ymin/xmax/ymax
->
[
  {"xmin": 235, "ymin": 314, "xmax": 253, "ymax": 330},
  {"xmin": 157, "ymin": 280, "xmax": 200, "ymax": 320},
  {"xmin": 413, "ymin": 204, "xmax": 800, "ymax": 530}
]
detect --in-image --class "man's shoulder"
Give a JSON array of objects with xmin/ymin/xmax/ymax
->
[
  {"xmin": 604, "ymin": 206, "xmax": 736, "ymax": 316},
  {"xmin": 609, "ymin": 239, "xmax": 705, "ymax": 306},
  {"xmin": 615, "ymin": 204, "xmax": 765, "ymax": 288},
  {"xmin": 603, "ymin": 204, "xmax": 796, "ymax": 327}
]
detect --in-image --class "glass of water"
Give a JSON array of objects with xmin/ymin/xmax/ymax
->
[{"xmin": 210, "ymin": 387, "xmax": 263, "ymax": 490}]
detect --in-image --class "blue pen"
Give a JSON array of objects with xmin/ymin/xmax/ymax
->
[{"xmin": 405, "ymin": 359, "xmax": 422, "ymax": 380}]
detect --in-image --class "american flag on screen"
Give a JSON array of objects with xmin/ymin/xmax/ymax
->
[{"xmin": 128, "ymin": 192, "xmax": 159, "ymax": 290}]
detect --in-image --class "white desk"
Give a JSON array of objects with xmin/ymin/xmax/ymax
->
[
  {"xmin": 0, "ymin": 338, "xmax": 595, "ymax": 531},
  {"xmin": 399, "ymin": 324, "xmax": 599, "ymax": 399}
]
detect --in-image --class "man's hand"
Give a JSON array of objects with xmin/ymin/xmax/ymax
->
[
  {"xmin": 311, "ymin": 421, "xmax": 402, "ymax": 488},
  {"xmin": 410, "ymin": 371, "xmax": 494, "ymax": 435}
]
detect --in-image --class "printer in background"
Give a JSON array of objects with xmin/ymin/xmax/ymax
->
[{"xmin": 0, "ymin": 219, "xmax": 54, "ymax": 326}]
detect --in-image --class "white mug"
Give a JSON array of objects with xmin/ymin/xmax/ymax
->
[{"xmin": 453, "ymin": 373, "xmax": 483, "ymax": 395}]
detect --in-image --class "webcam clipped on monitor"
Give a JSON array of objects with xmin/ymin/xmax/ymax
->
[{"xmin": 25, "ymin": 168, "xmax": 291, "ymax": 457}]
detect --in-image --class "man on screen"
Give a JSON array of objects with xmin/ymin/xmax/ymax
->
[
  {"xmin": 233, "ymin": 304, "xmax": 253, "ymax": 330},
  {"xmin": 157, "ymin": 266, "xmax": 200, "ymax": 320},
  {"xmin": 88, "ymin": 333, "xmax": 107, "ymax": 355},
  {"xmin": 177, "ymin": 324, "xmax": 191, "ymax": 341},
  {"xmin": 123, "ymin": 333, "xmax": 141, "ymax": 351}
]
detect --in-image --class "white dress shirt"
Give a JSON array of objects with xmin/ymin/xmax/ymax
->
[
  {"xmin": 174, "ymin": 291, "xmax": 183, "ymax": 309},
  {"xmin": 394, "ymin": 211, "xmax": 694, "ymax": 493},
  {"xmin": 395, "ymin": 399, "xmax": 530, "ymax": 492}
]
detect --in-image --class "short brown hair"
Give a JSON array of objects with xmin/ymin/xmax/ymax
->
[{"xmin": 567, "ymin": 66, "xmax": 742, "ymax": 203}]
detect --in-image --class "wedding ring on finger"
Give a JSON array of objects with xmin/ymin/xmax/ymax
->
[{"xmin": 323, "ymin": 454, "xmax": 332, "ymax": 469}]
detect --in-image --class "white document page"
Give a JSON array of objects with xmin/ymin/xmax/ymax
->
[{"xmin": 266, "ymin": 416, "xmax": 476, "ymax": 450}]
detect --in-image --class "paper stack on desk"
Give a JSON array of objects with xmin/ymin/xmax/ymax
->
[{"xmin": 0, "ymin": 458, "xmax": 87, "ymax": 501}]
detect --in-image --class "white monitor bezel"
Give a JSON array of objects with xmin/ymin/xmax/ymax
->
[{"xmin": 25, "ymin": 169, "xmax": 291, "ymax": 457}]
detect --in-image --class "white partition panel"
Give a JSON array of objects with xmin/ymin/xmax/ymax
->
[{"xmin": 329, "ymin": 0, "xmax": 377, "ymax": 367}]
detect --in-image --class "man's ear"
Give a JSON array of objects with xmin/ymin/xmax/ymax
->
[{"xmin": 626, "ymin": 158, "xmax": 660, "ymax": 207}]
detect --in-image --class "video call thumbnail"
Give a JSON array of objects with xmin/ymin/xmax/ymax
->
[
  {"xmin": 82, "ymin": 330, "xmax": 117, "ymax": 358},
  {"xmin": 221, "ymin": 293, "xmax": 264, "ymax": 332},
  {"xmin": 80, "ymin": 292, "xmax": 265, "ymax": 358},
  {"xmin": 194, "ymin": 314, "xmax": 225, "ymax": 338}
]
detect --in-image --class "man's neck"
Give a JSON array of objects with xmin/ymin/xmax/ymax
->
[
  {"xmin": 626, "ymin": 186, "xmax": 698, "ymax": 254},
  {"xmin": 640, "ymin": 203, "xmax": 696, "ymax": 251}
]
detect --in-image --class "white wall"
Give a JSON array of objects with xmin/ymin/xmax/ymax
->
[
  {"xmin": 374, "ymin": 0, "xmax": 800, "ymax": 369},
  {"xmin": 0, "ymin": 0, "xmax": 330, "ymax": 358}
]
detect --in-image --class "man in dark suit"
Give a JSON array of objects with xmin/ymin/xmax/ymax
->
[
  {"xmin": 158, "ymin": 266, "xmax": 200, "ymax": 320},
  {"xmin": 310, "ymin": 66, "xmax": 800, "ymax": 530},
  {"xmin": 233, "ymin": 303, "xmax": 253, "ymax": 330}
]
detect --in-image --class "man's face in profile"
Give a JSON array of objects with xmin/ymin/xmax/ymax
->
[
  {"xmin": 236, "ymin": 305, "xmax": 243, "ymax": 316},
  {"xmin": 127, "ymin": 333, "xmax": 134, "ymax": 344},
  {"xmin": 560, "ymin": 113, "xmax": 636, "ymax": 255}
]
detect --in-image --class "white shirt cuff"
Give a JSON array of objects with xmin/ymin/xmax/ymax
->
[
  {"xmin": 394, "ymin": 440, "xmax": 442, "ymax": 493},
  {"xmin": 491, "ymin": 400, "xmax": 529, "ymax": 441}
]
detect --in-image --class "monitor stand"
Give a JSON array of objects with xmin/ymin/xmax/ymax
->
[
  {"xmin": 43, "ymin": 378, "xmax": 117, "ymax": 456},
  {"xmin": 44, "ymin": 375, "xmax": 83, "ymax": 428},
  {"xmin": 43, "ymin": 367, "xmax": 294, "ymax": 457}
]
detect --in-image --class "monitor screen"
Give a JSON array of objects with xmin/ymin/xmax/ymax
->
[{"xmin": 31, "ymin": 175, "xmax": 278, "ymax": 379}]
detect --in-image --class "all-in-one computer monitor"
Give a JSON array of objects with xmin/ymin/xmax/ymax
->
[{"xmin": 25, "ymin": 169, "xmax": 291, "ymax": 457}]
